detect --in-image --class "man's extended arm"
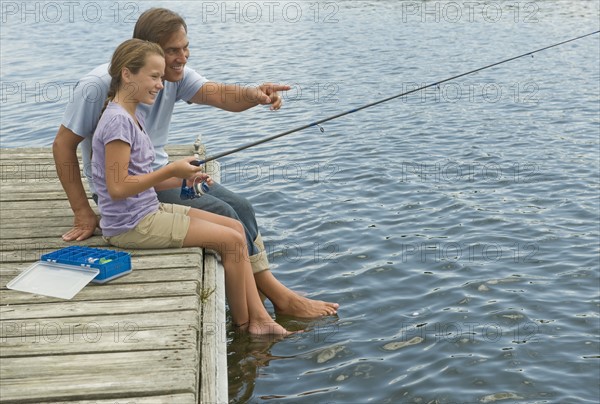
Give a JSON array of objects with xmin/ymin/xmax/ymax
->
[
  {"xmin": 190, "ymin": 82, "xmax": 290, "ymax": 111},
  {"xmin": 52, "ymin": 125, "xmax": 99, "ymax": 241}
]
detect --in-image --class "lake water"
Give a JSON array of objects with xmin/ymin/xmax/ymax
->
[{"xmin": 1, "ymin": 1, "xmax": 599, "ymax": 403}]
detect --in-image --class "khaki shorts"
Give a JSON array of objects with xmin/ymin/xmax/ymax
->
[{"xmin": 104, "ymin": 203, "xmax": 191, "ymax": 249}]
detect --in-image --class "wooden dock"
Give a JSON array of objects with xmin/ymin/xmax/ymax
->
[{"xmin": 0, "ymin": 146, "xmax": 228, "ymax": 403}]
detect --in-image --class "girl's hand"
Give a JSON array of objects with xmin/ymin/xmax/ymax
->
[
  {"xmin": 186, "ymin": 173, "xmax": 213, "ymax": 188},
  {"xmin": 170, "ymin": 156, "xmax": 204, "ymax": 179}
]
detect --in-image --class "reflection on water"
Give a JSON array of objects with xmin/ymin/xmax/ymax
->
[
  {"xmin": 228, "ymin": 316, "xmax": 342, "ymax": 402},
  {"xmin": 228, "ymin": 333, "xmax": 282, "ymax": 402},
  {"xmin": 1, "ymin": 1, "xmax": 599, "ymax": 403}
]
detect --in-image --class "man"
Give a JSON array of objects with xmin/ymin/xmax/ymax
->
[{"xmin": 53, "ymin": 7, "xmax": 338, "ymax": 317}]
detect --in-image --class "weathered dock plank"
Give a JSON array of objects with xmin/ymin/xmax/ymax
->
[
  {"xmin": 0, "ymin": 145, "xmax": 228, "ymax": 404},
  {"xmin": 1, "ymin": 368, "xmax": 198, "ymax": 402},
  {"xmin": 1, "ymin": 311, "xmax": 200, "ymax": 339},
  {"xmin": 37, "ymin": 394, "xmax": 197, "ymax": 404},
  {"xmin": 1, "ymin": 325, "xmax": 198, "ymax": 357},
  {"xmin": 200, "ymin": 252, "xmax": 228, "ymax": 404}
]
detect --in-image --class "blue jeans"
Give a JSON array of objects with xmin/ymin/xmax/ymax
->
[{"xmin": 155, "ymin": 182, "xmax": 260, "ymax": 256}]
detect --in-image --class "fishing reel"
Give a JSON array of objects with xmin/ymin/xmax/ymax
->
[
  {"xmin": 180, "ymin": 135, "xmax": 210, "ymax": 200},
  {"xmin": 180, "ymin": 159, "xmax": 210, "ymax": 200}
]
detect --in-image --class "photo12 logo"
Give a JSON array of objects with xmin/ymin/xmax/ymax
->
[
  {"xmin": 220, "ymin": 160, "xmax": 340, "ymax": 185},
  {"xmin": 0, "ymin": 81, "xmax": 80, "ymax": 104},
  {"xmin": 198, "ymin": 1, "xmax": 340, "ymax": 23},
  {"xmin": 1, "ymin": 321, "xmax": 139, "ymax": 344},
  {"xmin": 400, "ymin": 81, "xmax": 540, "ymax": 104},
  {"xmin": 394, "ymin": 321, "xmax": 541, "ymax": 344},
  {"xmin": 399, "ymin": 241, "xmax": 539, "ymax": 264},
  {"xmin": 267, "ymin": 241, "xmax": 341, "ymax": 264},
  {"xmin": 1, "ymin": 2, "xmax": 140, "ymax": 24},
  {"xmin": 399, "ymin": 161, "xmax": 540, "ymax": 184},
  {"xmin": 399, "ymin": 1, "xmax": 540, "ymax": 23}
]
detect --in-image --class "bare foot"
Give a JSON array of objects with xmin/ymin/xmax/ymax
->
[
  {"xmin": 248, "ymin": 321, "xmax": 293, "ymax": 336},
  {"xmin": 274, "ymin": 292, "xmax": 339, "ymax": 318}
]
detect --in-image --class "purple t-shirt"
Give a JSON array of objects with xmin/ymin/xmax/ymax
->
[{"xmin": 92, "ymin": 102, "xmax": 160, "ymax": 237}]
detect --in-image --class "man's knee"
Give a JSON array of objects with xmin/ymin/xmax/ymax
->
[
  {"xmin": 226, "ymin": 194, "xmax": 255, "ymax": 221},
  {"xmin": 200, "ymin": 200, "xmax": 238, "ymax": 220},
  {"xmin": 156, "ymin": 188, "xmax": 240, "ymax": 220}
]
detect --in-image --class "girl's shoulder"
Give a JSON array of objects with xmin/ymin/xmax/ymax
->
[{"xmin": 96, "ymin": 103, "xmax": 137, "ymax": 143}]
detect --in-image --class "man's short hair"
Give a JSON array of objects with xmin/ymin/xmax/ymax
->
[{"xmin": 133, "ymin": 8, "xmax": 187, "ymax": 46}]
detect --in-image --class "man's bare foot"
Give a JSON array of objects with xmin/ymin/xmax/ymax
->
[
  {"xmin": 274, "ymin": 292, "xmax": 339, "ymax": 318},
  {"xmin": 248, "ymin": 320, "xmax": 292, "ymax": 336}
]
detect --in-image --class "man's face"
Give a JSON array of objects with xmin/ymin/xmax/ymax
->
[{"xmin": 161, "ymin": 25, "xmax": 190, "ymax": 82}]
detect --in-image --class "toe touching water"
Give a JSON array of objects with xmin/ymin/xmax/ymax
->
[{"xmin": 274, "ymin": 293, "xmax": 339, "ymax": 318}]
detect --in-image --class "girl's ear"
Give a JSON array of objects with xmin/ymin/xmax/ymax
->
[{"xmin": 121, "ymin": 67, "xmax": 132, "ymax": 83}]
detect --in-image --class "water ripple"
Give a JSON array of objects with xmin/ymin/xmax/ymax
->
[{"xmin": 2, "ymin": 1, "xmax": 599, "ymax": 403}]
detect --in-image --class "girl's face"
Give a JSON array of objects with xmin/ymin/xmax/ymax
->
[{"xmin": 126, "ymin": 53, "xmax": 165, "ymax": 105}]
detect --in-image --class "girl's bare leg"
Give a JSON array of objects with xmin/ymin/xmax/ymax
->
[
  {"xmin": 242, "ymin": 260, "xmax": 291, "ymax": 335},
  {"xmin": 183, "ymin": 214, "xmax": 249, "ymax": 327},
  {"xmin": 183, "ymin": 209, "xmax": 290, "ymax": 335}
]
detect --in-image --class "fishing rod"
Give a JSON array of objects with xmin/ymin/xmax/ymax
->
[{"xmin": 181, "ymin": 30, "xmax": 599, "ymax": 200}]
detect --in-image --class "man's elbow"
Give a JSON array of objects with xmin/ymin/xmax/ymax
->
[
  {"xmin": 53, "ymin": 126, "xmax": 81, "ymax": 158},
  {"xmin": 52, "ymin": 132, "xmax": 65, "ymax": 158}
]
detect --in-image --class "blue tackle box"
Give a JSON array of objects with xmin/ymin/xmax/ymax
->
[{"xmin": 41, "ymin": 246, "xmax": 132, "ymax": 284}]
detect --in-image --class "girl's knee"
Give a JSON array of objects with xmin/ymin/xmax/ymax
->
[
  {"xmin": 221, "ymin": 216, "xmax": 245, "ymax": 236},
  {"xmin": 233, "ymin": 220, "xmax": 245, "ymax": 237},
  {"xmin": 232, "ymin": 224, "xmax": 248, "ymax": 248}
]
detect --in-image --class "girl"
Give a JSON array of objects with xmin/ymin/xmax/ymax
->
[{"xmin": 92, "ymin": 38, "xmax": 290, "ymax": 336}]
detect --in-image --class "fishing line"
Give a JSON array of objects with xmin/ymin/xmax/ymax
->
[{"xmin": 181, "ymin": 30, "xmax": 599, "ymax": 199}]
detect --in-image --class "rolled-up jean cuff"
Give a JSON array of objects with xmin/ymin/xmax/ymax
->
[
  {"xmin": 249, "ymin": 232, "xmax": 269, "ymax": 274},
  {"xmin": 249, "ymin": 250, "xmax": 269, "ymax": 274}
]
